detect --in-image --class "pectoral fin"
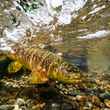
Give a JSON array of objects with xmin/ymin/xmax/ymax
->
[
  {"xmin": 30, "ymin": 69, "xmax": 48, "ymax": 84},
  {"xmin": 8, "ymin": 61, "xmax": 23, "ymax": 74}
]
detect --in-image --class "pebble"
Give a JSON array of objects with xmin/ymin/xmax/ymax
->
[
  {"xmin": 32, "ymin": 103, "xmax": 45, "ymax": 110},
  {"xmin": 85, "ymin": 102, "xmax": 93, "ymax": 109},
  {"xmin": 92, "ymin": 106, "xmax": 100, "ymax": 110},
  {"xmin": 45, "ymin": 102, "xmax": 61, "ymax": 110},
  {"xmin": 76, "ymin": 95, "xmax": 87, "ymax": 102},
  {"xmin": 16, "ymin": 98, "xmax": 25, "ymax": 106},
  {"xmin": 104, "ymin": 99, "xmax": 110, "ymax": 108},
  {"xmin": 67, "ymin": 90, "xmax": 80, "ymax": 96},
  {"xmin": 61, "ymin": 102, "xmax": 73, "ymax": 110},
  {"xmin": 104, "ymin": 108, "xmax": 110, "ymax": 110},
  {"xmin": 13, "ymin": 104, "xmax": 19, "ymax": 110},
  {"xmin": 99, "ymin": 92, "xmax": 110, "ymax": 100},
  {"xmin": 13, "ymin": 98, "xmax": 27, "ymax": 110},
  {"xmin": 0, "ymin": 105, "xmax": 14, "ymax": 110},
  {"xmin": 92, "ymin": 95, "xmax": 101, "ymax": 106}
]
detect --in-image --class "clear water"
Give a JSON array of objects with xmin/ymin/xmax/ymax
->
[{"xmin": 0, "ymin": 0, "xmax": 110, "ymax": 74}]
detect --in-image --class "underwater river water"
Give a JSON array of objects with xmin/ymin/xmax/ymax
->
[
  {"xmin": 0, "ymin": 0, "xmax": 110, "ymax": 74},
  {"xmin": 0, "ymin": 0, "xmax": 110, "ymax": 110}
]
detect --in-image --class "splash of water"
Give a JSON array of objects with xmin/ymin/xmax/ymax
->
[{"xmin": 0, "ymin": 0, "xmax": 87, "ymax": 52}]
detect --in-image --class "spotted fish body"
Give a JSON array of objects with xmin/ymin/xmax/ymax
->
[{"xmin": 8, "ymin": 44, "xmax": 82, "ymax": 84}]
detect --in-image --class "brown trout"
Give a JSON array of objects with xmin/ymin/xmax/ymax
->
[{"xmin": 7, "ymin": 44, "xmax": 82, "ymax": 84}]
